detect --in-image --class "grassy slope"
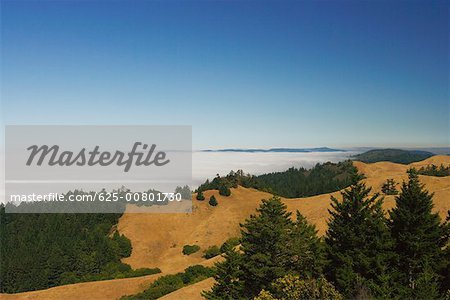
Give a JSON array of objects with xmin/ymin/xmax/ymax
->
[{"xmin": 3, "ymin": 155, "xmax": 450, "ymax": 300}]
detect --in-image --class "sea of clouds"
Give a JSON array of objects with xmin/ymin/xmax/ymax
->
[{"xmin": 192, "ymin": 150, "xmax": 359, "ymax": 187}]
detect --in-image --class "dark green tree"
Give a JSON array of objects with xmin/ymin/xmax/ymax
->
[
  {"xmin": 196, "ymin": 191, "xmax": 205, "ymax": 201},
  {"xmin": 439, "ymin": 211, "xmax": 450, "ymax": 295},
  {"xmin": 209, "ymin": 195, "xmax": 218, "ymax": 206},
  {"xmin": 389, "ymin": 170, "xmax": 445, "ymax": 295},
  {"xmin": 239, "ymin": 197, "xmax": 294, "ymax": 297},
  {"xmin": 381, "ymin": 178, "xmax": 398, "ymax": 195},
  {"xmin": 219, "ymin": 185, "xmax": 231, "ymax": 196},
  {"xmin": 202, "ymin": 248, "xmax": 244, "ymax": 300},
  {"xmin": 325, "ymin": 176, "xmax": 395, "ymax": 298},
  {"xmin": 286, "ymin": 211, "xmax": 325, "ymax": 278}
]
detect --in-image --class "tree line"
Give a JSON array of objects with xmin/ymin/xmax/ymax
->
[
  {"xmin": 417, "ymin": 164, "xmax": 450, "ymax": 177},
  {"xmin": 197, "ymin": 161, "xmax": 358, "ymax": 198}
]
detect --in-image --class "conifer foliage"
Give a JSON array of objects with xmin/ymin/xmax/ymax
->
[
  {"xmin": 389, "ymin": 169, "xmax": 446, "ymax": 296},
  {"xmin": 325, "ymin": 176, "xmax": 394, "ymax": 298},
  {"xmin": 204, "ymin": 197, "xmax": 326, "ymax": 299}
]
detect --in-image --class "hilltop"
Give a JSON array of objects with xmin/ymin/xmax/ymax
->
[
  {"xmin": 3, "ymin": 155, "xmax": 450, "ymax": 299},
  {"xmin": 353, "ymin": 148, "xmax": 434, "ymax": 164}
]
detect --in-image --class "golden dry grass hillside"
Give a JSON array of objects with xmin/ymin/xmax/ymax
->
[{"xmin": 3, "ymin": 155, "xmax": 450, "ymax": 300}]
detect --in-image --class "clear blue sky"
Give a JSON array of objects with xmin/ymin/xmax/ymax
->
[{"xmin": 1, "ymin": 0, "xmax": 448, "ymax": 149}]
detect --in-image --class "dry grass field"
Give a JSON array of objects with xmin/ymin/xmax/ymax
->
[{"xmin": 3, "ymin": 156, "xmax": 449, "ymax": 300}]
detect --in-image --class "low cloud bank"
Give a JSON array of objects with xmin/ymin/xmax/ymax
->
[{"xmin": 192, "ymin": 151, "xmax": 358, "ymax": 187}]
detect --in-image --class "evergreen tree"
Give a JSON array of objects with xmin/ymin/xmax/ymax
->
[
  {"xmin": 286, "ymin": 211, "xmax": 325, "ymax": 278},
  {"xmin": 219, "ymin": 185, "xmax": 231, "ymax": 196},
  {"xmin": 202, "ymin": 248, "xmax": 244, "ymax": 300},
  {"xmin": 209, "ymin": 195, "xmax": 218, "ymax": 206},
  {"xmin": 196, "ymin": 191, "xmax": 205, "ymax": 201},
  {"xmin": 381, "ymin": 178, "xmax": 398, "ymax": 195},
  {"xmin": 205, "ymin": 197, "xmax": 326, "ymax": 298},
  {"xmin": 440, "ymin": 211, "xmax": 450, "ymax": 295},
  {"xmin": 325, "ymin": 176, "xmax": 395, "ymax": 298},
  {"xmin": 389, "ymin": 170, "xmax": 445, "ymax": 294},
  {"xmin": 239, "ymin": 197, "xmax": 294, "ymax": 297}
]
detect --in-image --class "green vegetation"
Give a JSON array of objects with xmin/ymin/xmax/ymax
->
[
  {"xmin": 353, "ymin": 148, "xmax": 433, "ymax": 164},
  {"xmin": 204, "ymin": 196, "xmax": 325, "ymax": 299},
  {"xmin": 218, "ymin": 185, "xmax": 231, "ymax": 196},
  {"xmin": 204, "ymin": 173, "xmax": 449, "ymax": 299},
  {"xmin": 122, "ymin": 265, "xmax": 215, "ymax": 300},
  {"xmin": 254, "ymin": 275, "xmax": 342, "ymax": 300},
  {"xmin": 325, "ymin": 175, "xmax": 395, "ymax": 298},
  {"xmin": 417, "ymin": 164, "xmax": 450, "ymax": 177},
  {"xmin": 381, "ymin": 178, "xmax": 398, "ymax": 195},
  {"xmin": 197, "ymin": 161, "xmax": 358, "ymax": 198},
  {"xmin": 197, "ymin": 175, "xmax": 233, "ymax": 196},
  {"xmin": 220, "ymin": 237, "xmax": 240, "ymax": 253},
  {"xmin": 208, "ymin": 195, "xmax": 218, "ymax": 206},
  {"xmin": 182, "ymin": 244, "xmax": 200, "ymax": 255},
  {"xmin": 196, "ymin": 190, "xmax": 205, "ymax": 201},
  {"xmin": 203, "ymin": 245, "xmax": 221, "ymax": 259},
  {"xmin": 0, "ymin": 209, "xmax": 160, "ymax": 293},
  {"xmin": 389, "ymin": 169, "xmax": 447, "ymax": 298}
]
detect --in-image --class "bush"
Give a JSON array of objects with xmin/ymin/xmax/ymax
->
[
  {"xmin": 220, "ymin": 237, "xmax": 240, "ymax": 253},
  {"xmin": 196, "ymin": 191, "xmax": 205, "ymax": 201},
  {"xmin": 254, "ymin": 275, "xmax": 343, "ymax": 300},
  {"xmin": 181, "ymin": 265, "xmax": 215, "ymax": 284},
  {"xmin": 182, "ymin": 244, "xmax": 200, "ymax": 255},
  {"xmin": 219, "ymin": 185, "xmax": 231, "ymax": 196},
  {"xmin": 204, "ymin": 245, "xmax": 221, "ymax": 259},
  {"xmin": 121, "ymin": 265, "xmax": 214, "ymax": 300},
  {"xmin": 209, "ymin": 195, "xmax": 218, "ymax": 206}
]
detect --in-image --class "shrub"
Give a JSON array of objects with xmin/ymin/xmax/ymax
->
[
  {"xmin": 209, "ymin": 195, "xmax": 218, "ymax": 206},
  {"xmin": 122, "ymin": 265, "xmax": 214, "ymax": 300},
  {"xmin": 181, "ymin": 265, "xmax": 215, "ymax": 284},
  {"xmin": 254, "ymin": 275, "xmax": 343, "ymax": 300},
  {"xmin": 182, "ymin": 244, "xmax": 200, "ymax": 255},
  {"xmin": 196, "ymin": 191, "xmax": 205, "ymax": 201},
  {"xmin": 203, "ymin": 245, "xmax": 221, "ymax": 259}
]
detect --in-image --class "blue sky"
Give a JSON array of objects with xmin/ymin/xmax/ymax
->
[{"xmin": 1, "ymin": 0, "xmax": 448, "ymax": 149}]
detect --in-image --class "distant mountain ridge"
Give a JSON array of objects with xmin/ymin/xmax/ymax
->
[
  {"xmin": 353, "ymin": 148, "xmax": 434, "ymax": 164},
  {"xmin": 202, "ymin": 147, "xmax": 345, "ymax": 153}
]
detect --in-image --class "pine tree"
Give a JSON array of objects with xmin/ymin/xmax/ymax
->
[
  {"xmin": 389, "ymin": 170, "xmax": 444, "ymax": 294},
  {"xmin": 209, "ymin": 195, "xmax": 218, "ymax": 206},
  {"xmin": 439, "ymin": 211, "xmax": 450, "ymax": 295},
  {"xmin": 325, "ymin": 176, "xmax": 395, "ymax": 298},
  {"xmin": 381, "ymin": 178, "xmax": 398, "ymax": 195},
  {"xmin": 286, "ymin": 211, "xmax": 325, "ymax": 278},
  {"xmin": 219, "ymin": 185, "xmax": 231, "ymax": 196},
  {"xmin": 196, "ymin": 191, "xmax": 205, "ymax": 201},
  {"xmin": 202, "ymin": 248, "xmax": 244, "ymax": 300},
  {"xmin": 239, "ymin": 197, "xmax": 294, "ymax": 297}
]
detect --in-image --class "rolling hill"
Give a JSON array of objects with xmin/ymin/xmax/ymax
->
[
  {"xmin": 2, "ymin": 155, "xmax": 450, "ymax": 300},
  {"xmin": 353, "ymin": 148, "xmax": 434, "ymax": 164}
]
